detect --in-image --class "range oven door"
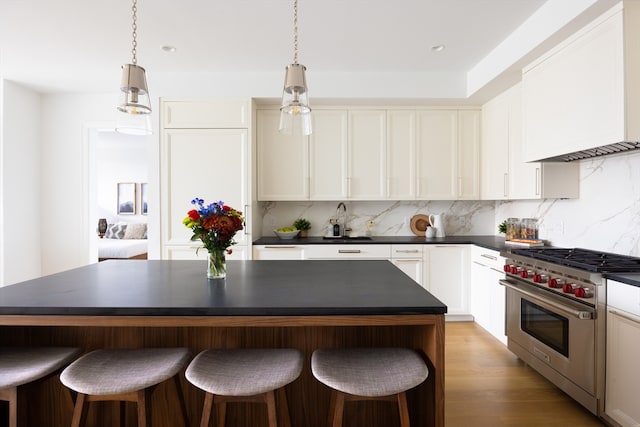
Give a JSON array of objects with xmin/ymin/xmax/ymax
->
[{"xmin": 501, "ymin": 279, "xmax": 596, "ymax": 395}]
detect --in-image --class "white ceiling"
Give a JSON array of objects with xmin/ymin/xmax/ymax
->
[{"xmin": 0, "ymin": 0, "xmax": 620, "ymax": 103}]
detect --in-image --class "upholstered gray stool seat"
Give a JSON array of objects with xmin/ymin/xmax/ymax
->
[
  {"xmin": 0, "ymin": 347, "xmax": 81, "ymax": 427},
  {"xmin": 60, "ymin": 348, "xmax": 192, "ymax": 427},
  {"xmin": 312, "ymin": 347, "xmax": 429, "ymax": 427},
  {"xmin": 186, "ymin": 348, "xmax": 304, "ymax": 427}
]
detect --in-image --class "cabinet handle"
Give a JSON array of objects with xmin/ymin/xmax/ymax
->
[
  {"xmin": 609, "ymin": 309, "xmax": 640, "ymax": 324},
  {"xmin": 489, "ymin": 267, "xmax": 504, "ymax": 274},
  {"xmin": 503, "ymin": 173, "xmax": 508, "ymax": 198},
  {"xmin": 338, "ymin": 249, "xmax": 361, "ymax": 254},
  {"xmin": 535, "ymin": 167, "xmax": 541, "ymax": 196},
  {"xmin": 244, "ymin": 204, "xmax": 250, "ymax": 235},
  {"xmin": 481, "ymin": 254, "xmax": 497, "ymax": 261},
  {"xmin": 265, "ymin": 246, "xmax": 297, "ymax": 249},
  {"xmin": 396, "ymin": 249, "xmax": 420, "ymax": 253},
  {"xmin": 394, "ymin": 259, "xmax": 420, "ymax": 263}
]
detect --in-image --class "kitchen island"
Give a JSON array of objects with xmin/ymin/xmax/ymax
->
[{"xmin": 0, "ymin": 260, "xmax": 446, "ymax": 427}]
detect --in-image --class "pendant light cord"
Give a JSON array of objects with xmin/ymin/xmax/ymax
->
[
  {"xmin": 293, "ymin": 0, "xmax": 298, "ymax": 64},
  {"xmin": 131, "ymin": 0, "xmax": 138, "ymax": 65}
]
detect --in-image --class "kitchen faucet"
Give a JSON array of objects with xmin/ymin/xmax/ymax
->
[{"xmin": 336, "ymin": 202, "xmax": 351, "ymax": 236}]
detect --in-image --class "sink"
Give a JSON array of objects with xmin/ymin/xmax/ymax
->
[{"xmin": 322, "ymin": 236, "xmax": 372, "ymax": 241}]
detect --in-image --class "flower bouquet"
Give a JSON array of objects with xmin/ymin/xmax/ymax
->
[{"xmin": 183, "ymin": 198, "xmax": 244, "ymax": 279}]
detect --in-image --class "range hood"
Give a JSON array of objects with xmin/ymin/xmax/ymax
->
[{"xmin": 538, "ymin": 141, "xmax": 640, "ymax": 162}]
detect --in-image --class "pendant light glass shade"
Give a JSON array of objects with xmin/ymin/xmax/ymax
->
[
  {"xmin": 279, "ymin": 63, "xmax": 312, "ymax": 135},
  {"xmin": 117, "ymin": 64, "xmax": 151, "ymax": 116}
]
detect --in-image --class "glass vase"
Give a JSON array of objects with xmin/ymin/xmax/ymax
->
[{"xmin": 207, "ymin": 249, "xmax": 226, "ymax": 279}]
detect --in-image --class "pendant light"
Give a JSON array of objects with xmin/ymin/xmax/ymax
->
[
  {"xmin": 116, "ymin": 0, "xmax": 152, "ymax": 135},
  {"xmin": 279, "ymin": 0, "xmax": 312, "ymax": 135}
]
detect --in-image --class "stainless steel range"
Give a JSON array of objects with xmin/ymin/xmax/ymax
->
[{"xmin": 500, "ymin": 247, "xmax": 640, "ymax": 417}]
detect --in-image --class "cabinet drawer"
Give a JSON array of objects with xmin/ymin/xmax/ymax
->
[
  {"xmin": 253, "ymin": 245, "xmax": 305, "ymax": 260},
  {"xmin": 305, "ymin": 244, "xmax": 391, "ymax": 260},
  {"xmin": 391, "ymin": 244, "xmax": 424, "ymax": 258},
  {"xmin": 608, "ymin": 279, "xmax": 640, "ymax": 316},
  {"xmin": 471, "ymin": 246, "xmax": 504, "ymax": 271}
]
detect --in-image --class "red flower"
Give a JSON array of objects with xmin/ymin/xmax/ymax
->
[{"xmin": 188, "ymin": 210, "xmax": 200, "ymax": 220}]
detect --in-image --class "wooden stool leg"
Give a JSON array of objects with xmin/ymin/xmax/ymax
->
[
  {"xmin": 397, "ymin": 392, "xmax": 410, "ymax": 427},
  {"xmin": 265, "ymin": 390, "xmax": 278, "ymax": 427},
  {"xmin": 200, "ymin": 393, "xmax": 214, "ymax": 427},
  {"xmin": 277, "ymin": 387, "xmax": 292, "ymax": 427},
  {"xmin": 137, "ymin": 389, "xmax": 153, "ymax": 427},
  {"xmin": 329, "ymin": 391, "xmax": 345, "ymax": 427},
  {"xmin": 70, "ymin": 393, "xmax": 89, "ymax": 427},
  {"xmin": 7, "ymin": 387, "xmax": 17, "ymax": 427},
  {"xmin": 174, "ymin": 376, "xmax": 191, "ymax": 427}
]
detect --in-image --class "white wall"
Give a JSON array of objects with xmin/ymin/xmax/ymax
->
[
  {"xmin": 496, "ymin": 151, "xmax": 640, "ymax": 256},
  {"xmin": 0, "ymin": 80, "xmax": 42, "ymax": 286}
]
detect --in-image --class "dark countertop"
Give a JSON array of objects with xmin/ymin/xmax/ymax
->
[
  {"xmin": 253, "ymin": 235, "xmax": 509, "ymax": 252},
  {"xmin": 0, "ymin": 260, "xmax": 447, "ymax": 316},
  {"xmin": 605, "ymin": 273, "xmax": 640, "ymax": 288}
]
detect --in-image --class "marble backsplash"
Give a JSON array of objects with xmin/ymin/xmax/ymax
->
[
  {"xmin": 496, "ymin": 150, "xmax": 640, "ymax": 257},
  {"xmin": 258, "ymin": 200, "xmax": 496, "ymax": 238},
  {"xmin": 258, "ymin": 151, "xmax": 640, "ymax": 256}
]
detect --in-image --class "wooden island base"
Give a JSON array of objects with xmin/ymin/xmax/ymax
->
[{"xmin": 0, "ymin": 314, "xmax": 444, "ymax": 427}]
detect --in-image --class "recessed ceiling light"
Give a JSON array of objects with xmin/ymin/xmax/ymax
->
[
  {"xmin": 431, "ymin": 45, "xmax": 445, "ymax": 52},
  {"xmin": 161, "ymin": 45, "xmax": 176, "ymax": 53}
]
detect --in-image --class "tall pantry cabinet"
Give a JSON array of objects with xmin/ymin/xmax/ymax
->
[{"xmin": 159, "ymin": 98, "xmax": 252, "ymax": 260}]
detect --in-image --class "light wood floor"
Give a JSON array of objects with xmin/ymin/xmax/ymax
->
[{"xmin": 445, "ymin": 322, "xmax": 606, "ymax": 427}]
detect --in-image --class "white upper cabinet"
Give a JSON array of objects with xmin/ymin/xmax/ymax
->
[
  {"xmin": 482, "ymin": 83, "xmax": 579, "ymax": 200},
  {"xmin": 257, "ymin": 109, "xmax": 309, "ymax": 200},
  {"xmin": 162, "ymin": 98, "xmax": 250, "ymax": 128},
  {"xmin": 348, "ymin": 110, "xmax": 386, "ymax": 200},
  {"xmin": 522, "ymin": 2, "xmax": 640, "ymax": 162},
  {"xmin": 309, "ymin": 110, "xmax": 349, "ymax": 200},
  {"xmin": 417, "ymin": 110, "xmax": 478, "ymax": 200},
  {"xmin": 387, "ymin": 111, "xmax": 416, "ymax": 200}
]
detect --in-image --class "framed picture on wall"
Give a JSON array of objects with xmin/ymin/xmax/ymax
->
[
  {"xmin": 117, "ymin": 182, "xmax": 136, "ymax": 215},
  {"xmin": 140, "ymin": 183, "xmax": 148, "ymax": 215}
]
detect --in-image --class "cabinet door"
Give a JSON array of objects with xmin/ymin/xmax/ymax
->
[
  {"xmin": 606, "ymin": 308, "xmax": 640, "ymax": 426},
  {"xmin": 457, "ymin": 110, "xmax": 480, "ymax": 199},
  {"xmin": 309, "ymin": 110, "xmax": 348, "ymax": 200},
  {"xmin": 161, "ymin": 129, "xmax": 248, "ymax": 247},
  {"xmin": 417, "ymin": 111, "xmax": 458, "ymax": 200},
  {"xmin": 162, "ymin": 98, "xmax": 250, "ymax": 128},
  {"xmin": 481, "ymin": 91, "xmax": 510, "ymax": 200},
  {"xmin": 348, "ymin": 110, "xmax": 386, "ymax": 200},
  {"xmin": 424, "ymin": 245, "xmax": 470, "ymax": 316},
  {"xmin": 391, "ymin": 259, "xmax": 423, "ymax": 286},
  {"xmin": 257, "ymin": 109, "xmax": 308, "ymax": 200},
  {"xmin": 387, "ymin": 110, "xmax": 416, "ymax": 200}
]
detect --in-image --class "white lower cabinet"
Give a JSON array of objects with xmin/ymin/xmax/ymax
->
[
  {"xmin": 423, "ymin": 245, "xmax": 471, "ymax": 320},
  {"xmin": 164, "ymin": 245, "xmax": 248, "ymax": 260},
  {"xmin": 470, "ymin": 246, "xmax": 506, "ymax": 344},
  {"xmin": 304, "ymin": 244, "xmax": 391, "ymax": 260},
  {"xmin": 390, "ymin": 245, "xmax": 424, "ymax": 286},
  {"xmin": 252, "ymin": 245, "xmax": 306, "ymax": 260},
  {"xmin": 605, "ymin": 280, "xmax": 640, "ymax": 427}
]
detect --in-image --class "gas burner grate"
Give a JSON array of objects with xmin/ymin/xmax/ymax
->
[{"xmin": 511, "ymin": 248, "xmax": 640, "ymax": 273}]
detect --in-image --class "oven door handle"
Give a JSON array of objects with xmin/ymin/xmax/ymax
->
[{"xmin": 499, "ymin": 279, "xmax": 593, "ymax": 320}]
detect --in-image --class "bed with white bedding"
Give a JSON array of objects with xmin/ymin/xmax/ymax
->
[{"xmin": 98, "ymin": 222, "xmax": 148, "ymax": 261}]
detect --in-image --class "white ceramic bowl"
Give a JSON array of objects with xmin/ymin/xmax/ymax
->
[{"xmin": 274, "ymin": 229, "xmax": 300, "ymax": 240}]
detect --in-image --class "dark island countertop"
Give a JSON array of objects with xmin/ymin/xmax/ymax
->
[
  {"xmin": 0, "ymin": 260, "xmax": 447, "ymax": 316},
  {"xmin": 253, "ymin": 234, "xmax": 509, "ymax": 252}
]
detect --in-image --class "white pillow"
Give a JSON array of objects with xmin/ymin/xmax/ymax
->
[{"xmin": 124, "ymin": 223, "xmax": 147, "ymax": 239}]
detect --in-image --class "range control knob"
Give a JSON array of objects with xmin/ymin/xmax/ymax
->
[
  {"xmin": 510, "ymin": 265, "xmax": 519, "ymax": 274},
  {"xmin": 503, "ymin": 264, "xmax": 511, "ymax": 272},
  {"xmin": 548, "ymin": 278, "xmax": 560, "ymax": 288},
  {"xmin": 520, "ymin": 270, "xmax": 530, "ymax": 279},
  {"xmin": 574, "ymin": 287, "xmax": 593, "ymax": 298},
  {"xmin": 533, "ymin": 273, "xmax": 542, "ymax": 283},
  {"xmin": 562, "ymin": 283, "xmax": 576, "ymax": 294}
]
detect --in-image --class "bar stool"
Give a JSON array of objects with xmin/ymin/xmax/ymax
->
[
  {"xmin": 311, "ymin": 347, "xmax": 429, "ymax": 427},
  {"xmin": 185, "ymin": 348, "xmax": 304, "ymax": 427},
  {"xmin": 0, "ymin": 347, "xmax": 81, "ymax": 427},
  {"xmin": 60, "ymin": 347, "xmax": 192, "ymax": 427}
]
